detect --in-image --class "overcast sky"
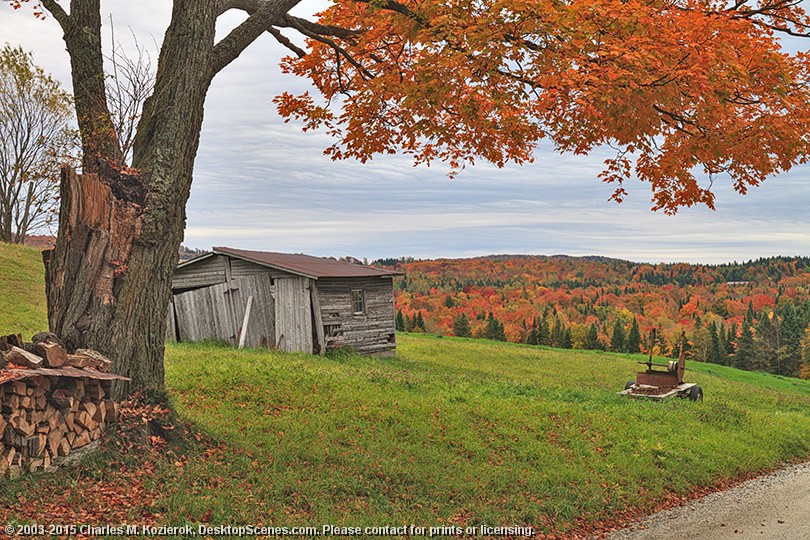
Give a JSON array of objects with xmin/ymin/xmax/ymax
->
[{"xmin": 1, "ymin": 2, "xmax": 808, "ymax": 264}]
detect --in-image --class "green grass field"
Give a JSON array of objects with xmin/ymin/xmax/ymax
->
[
  {"xmin": 1, "ymin": 242, "xmax": 809, "ymax": 536},
  {"xmin": 158, "ymin": 337, "xmax": 810, "ymax": 534},
  {"xmin": 0, "ymin": 243, "xmax": 47, "ymax": 337}
]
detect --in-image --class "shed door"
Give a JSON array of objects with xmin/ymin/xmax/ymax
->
[
  {"xmin": 173, "ymin": 282, "xmax": 235, "ymax": 342},
  {"xmin": 274, "ymin": 276, "xmax": 313, "ymax": 353},
  {"xmin": 230, "ymin": 274, "xmax": 275, "ymax": 348}
]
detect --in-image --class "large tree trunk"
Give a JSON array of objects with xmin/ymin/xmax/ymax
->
[{"xmin": 44, "ymin": 0, "xmax": 219, "ymax": 396}]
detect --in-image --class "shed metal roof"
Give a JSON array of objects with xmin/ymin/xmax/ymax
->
[{"xmin": 194, "ymin": 246, "xmax": 402, "ymax": 280}]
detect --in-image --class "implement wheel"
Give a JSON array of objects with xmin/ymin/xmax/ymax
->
[
  {"xmin": 689, "ymin": 385, "xmax": 703, "ymax": 401},
  {"xmin": 625, "ymin": 381, "xmax": 635, "ymax": 391}
]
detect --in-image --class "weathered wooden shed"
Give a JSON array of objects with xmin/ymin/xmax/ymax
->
[{"xmin": 168, "ymin": 247, "xmax": 401, "ymax": 356}]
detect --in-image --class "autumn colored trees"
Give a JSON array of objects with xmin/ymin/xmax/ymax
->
[
  {"xmin": 388, "ymin": 255, "xmax": 810, "ymax": 377},
  {"xmin": 0, "ymin": 45, "xmax": 75, "ymax": 244}
]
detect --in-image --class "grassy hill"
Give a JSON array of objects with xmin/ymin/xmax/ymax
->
[
  {"xmin": 159, "ymin": 337, "xmax": 810, "ymax": 534},
  {"xmin": 0, "ymin": 241, "xmax": 809, "ymax": 536},
  {"xmin": 0, "ymin": 243, "xmax": 47, "ymax": 336}
]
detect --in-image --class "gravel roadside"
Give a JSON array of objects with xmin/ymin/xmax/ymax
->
[{"xmin": 605, "ymin": 462, "xmax": 810, "ymax": 540}]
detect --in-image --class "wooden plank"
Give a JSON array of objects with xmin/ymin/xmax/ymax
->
[
  {"xmin": 238, "ymin": 296, "xmax": 254, "ymax": 349},
  {"xmin": 172, "ymin": 255, "xmax": 228, "ymax": 289},
  {"xmin": 229, "ymin": 259, "xmax": 296, "ymax": 279},
  {"xmin": 310, "ymin": 280, "xmax": 326, "ymax": 355},
  {"xmin": 274, "ymin": 277, "xmax": 312, "ymax": 353},
  {"xmin": 224, "ymin": 258, "xmax": 239, "ymax": 344},
  {"xmin": 165, "ymin": 297, "xmax": 177, "ymax": 343},
  {"xmin": 230, "ymin": 275, "xmax": 275, "ymax": 348},
  {"xmin": 173, "ymin": 282, "xmax": 234, "ymax": 342}
]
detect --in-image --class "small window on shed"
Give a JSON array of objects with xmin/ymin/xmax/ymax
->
[{"xmin": 351, "ymin": 289, "xmax": 365, "ymax": 315}]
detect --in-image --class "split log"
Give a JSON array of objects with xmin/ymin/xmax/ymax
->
[
  {"xmin": 75, "ymin": 411, "xmax": 95, "ymax": 431},
  {"xmin": 0, "ymin": 334, "xmax": 24, "ymax": 351},
  {"xmin": 25, "ymin": 434, "xmax": 46, "ymax": 457},
  {"xmin": 0, "ymin": 447, "xmax": 13, "ymax": 474},
  {"xmin": 32, "ymin": 342, "xmax": 68, "ymax": 368},
  {"xmin": 81, "ymin": 402, "xmax": 97, "ymax": 419},
  {"xmin": 10, "ymin": 416, "xmax": 35, "ymax": 437},
  {"xmin": 10, "ymin": 381, "xmax": 27, "ymax": 396},
  {"xmin": 86, "ymin": 382, "xmax": 105, "ymax": 400},
  {"xmin": 101, "ymin": 399, "xmax": 118, "ymax": 421},
  {"xmin": 63, "ymin": 411, "xmax": 75, "ymax": 433},
  {"xmin": 31, "ymin": 332, "xmax": 65, "ymax": 349},
  {"xmin": 73, "ymin": 431, "xmax": 91, "ymax": 449},
  {"xmin": 4, "ymin": 425, "xmax": 26, "ymax": 447},
  {"xmin": 58, "ymin": 438, "xmax": 71, "ymax": 456},
  {"xmin": 3, "ymin": 347, "xmax": 43, "ymax": 369},
  {"xmin": 29, "ymin": 375, "xmax": 52, "ymax": 392},
  {"xmin": 69, "ymin": 349, "xmax": 113, "ymax": 372},
  {"xmin": 48, "ymin": 389, "xmax": 75, "ymax": 410},
  {"xmin": 47, "ymin": 429, "xmax": 64, "ymax": 455}
]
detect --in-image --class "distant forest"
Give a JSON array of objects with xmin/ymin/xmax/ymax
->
[{"xmin": 377, "ymin": 255, "xmax": 810, "ymax": 378}]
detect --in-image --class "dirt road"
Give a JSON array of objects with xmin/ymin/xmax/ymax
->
[{"xmin": 606, "ymin": 462, "xmax": 810, "ymax": 540}]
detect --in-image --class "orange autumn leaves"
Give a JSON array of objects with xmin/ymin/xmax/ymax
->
[{"xmin": 275, "ymin": 0, "xmax": 810, "ymax": 212}]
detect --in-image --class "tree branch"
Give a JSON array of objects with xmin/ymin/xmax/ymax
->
[
  {"xmin": 211, "ymin": 0, "xmax": 302, "ymax": 74},
  {"xmin": 284, "ymin": 15, "xmax": 375, "ymax": 80},
  {"xmin": 267, "ymin": 27, "xmax": 306, "ymax": 58},
  {"xmin": 350, "ymin": 0, "xmax": 428, "ymax": 28},
  {"xmin": 279, "ymin": 15, "xmax": 359, "ymax": 39},
  {"xmin": 40, "ymin": 0, "xmax": 71, "ymax": 31}
]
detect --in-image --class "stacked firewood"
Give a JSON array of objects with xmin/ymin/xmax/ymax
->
[{"xmin": 0, "ymin": 332, "xmax": 125, "ymax": 477}]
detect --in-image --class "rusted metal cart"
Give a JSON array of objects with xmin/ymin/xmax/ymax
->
[{"xmin": 619, "ymin": 330, "xmax": 703, "ymax": 401}]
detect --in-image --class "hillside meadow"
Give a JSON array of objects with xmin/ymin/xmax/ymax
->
[{"xmin": 0, "ymin": 242, "xmax": 809, "ymax": 536}]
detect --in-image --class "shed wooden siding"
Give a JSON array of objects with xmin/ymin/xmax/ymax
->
[
  {"xmin": 173, "ymin": 254, "xmax": 228, "ymax": 290},
  {"xmin": 317, "ymin": 276, "xmax": 396, "ymax": 355},
  {"xmin": 275, "ymin": 276, "xmax": 313, "ymax": 353}
]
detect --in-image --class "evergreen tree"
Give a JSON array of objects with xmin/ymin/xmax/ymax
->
[
  {"xmin": 551, "ymin": 317, "xmax": 563, "ymax": 347},
  {"xmin": 452, "ymin": 313, "xmax": 472, "ymax": 338},
  {"xmin": 726, "ymin": 323, "xmax": 737, "ymax": 357},
  {"xmin": 484, "ymin": 312, "xmax": 507, "ymax": 341},
  {"xmin": 746, "ymin": 300, "xmax": 756, "ymax": 322},
  {"xmin": 778, "ymin": 303, "xmax": 803, "ymax": 377},
  {"xmin": 416, "ymin": 311, "xmax": 426, "ymax": 332},
  {"xmin": 627, "ymin": 317, "xmax": 641, "ymax": 353},
  {"xmin": 585, "ymin": 323, "xmax": 600, "ymax": 350},
  {"xmin": 735, "ymin": 315, "xmax": 756, "ymax": 371},
  {"xmin": 562, "ymin": 328, "xmax": 573, "ymax": 349},
  {"xmin": 707, "ymin": 322, "xmax": 726, "ymax": 364},
  {"xmin": 444, "ymin": 295, "xmax": 455, "ymax": 308},
  {"xmin": 538, "ymin": 317, "xmax": 550, "ymax": 346},
  {"xmin": 527, "ymin": 326, "xmax": 539, "ymax": 345},
  {"xmin": 611, "ymin": 320, "xmax": 625, "ymax": 352},
  {"xmin": 396, "ymin": 310, "xmax": 405, "ymax": 332}
]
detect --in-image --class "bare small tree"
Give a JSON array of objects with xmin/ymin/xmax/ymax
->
[
  {"xmin": 0, "ymin": 44, "xmax": 76, "ymax": 244},
  {"xmin": 105, "ymin": 20, "xmax": 155, "ymax": 163}
]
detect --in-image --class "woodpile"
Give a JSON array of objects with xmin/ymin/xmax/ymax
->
[{"xmin": 0, "ymin": 332, "xmax": 127, "ymax": 477}]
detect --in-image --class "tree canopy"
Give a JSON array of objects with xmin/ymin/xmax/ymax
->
[{"xmin": 10, "ymin": 0, "xmax": 810, "ymax": 213}]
